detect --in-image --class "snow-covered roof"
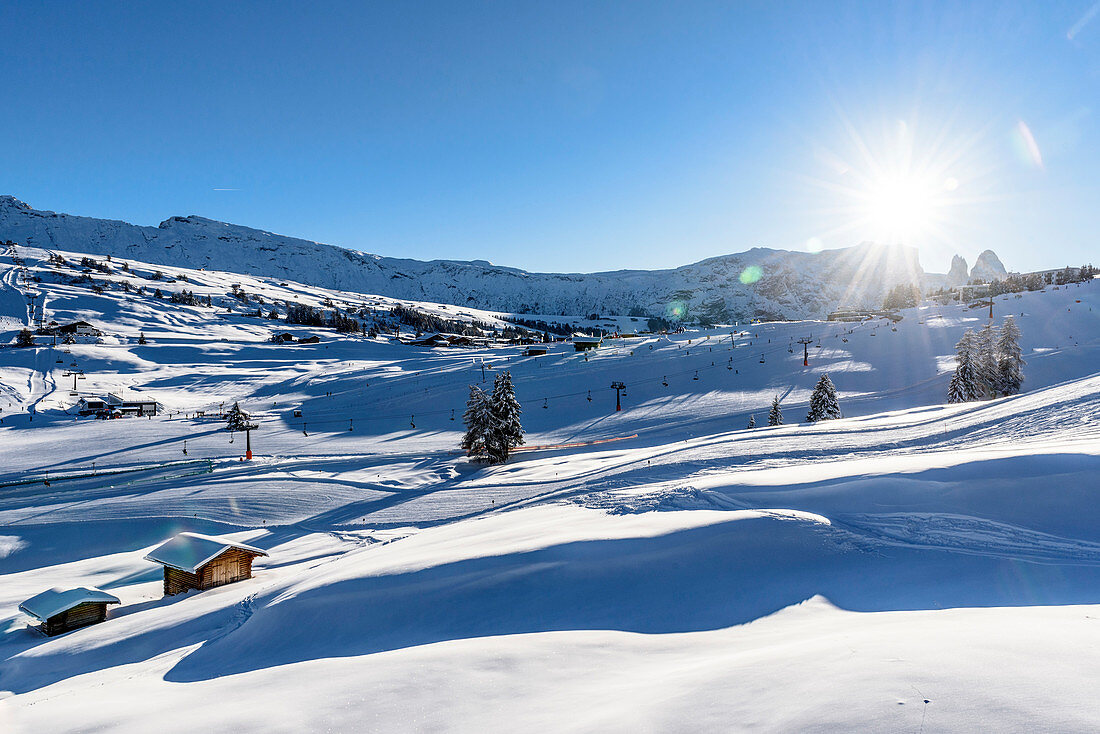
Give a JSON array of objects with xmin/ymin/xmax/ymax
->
[
  {"xmin": 19, "ymin": 587, "xmax": 120, "ymax": 621},
  {"xmin": 144, "ymin": 532, "xmax": 268, "ymax": 574}
]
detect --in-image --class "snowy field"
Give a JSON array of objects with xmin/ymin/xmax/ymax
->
[{"xmin": 1, "ymin": 245, "xmax": 1099, "ymax": 732}]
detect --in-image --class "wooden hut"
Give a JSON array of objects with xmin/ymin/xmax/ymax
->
[
  {"xmin": 19, "ymin": 587, "xmax": 120, "ymax": 636},
  {"xmin": 144, "ymin": 532, "xmax": 268, "ymax": 596},
  {"xmin": 572, "ymin": 334, "xmax": 603, "ymax": 352}
]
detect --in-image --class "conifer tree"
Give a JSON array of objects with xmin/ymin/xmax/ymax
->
[
  {"xmin": 225, "ymin": 402, "xmax": 252, "ymax": 431},
  {"xmin": 947, "ymin": 360, "xmax": 975, "ymax": 403},
  {"xmin": 946, "ymin": 330, "xmax": 981, "ymax": 404},
  {"xmin": 746, "ymin": 414, "xmax": 756, "ymax": 429},
  {"xmin": 948, "ymin": 330, "xmax": 979, "ymax": 403},
  {"xmin": 975, "ymin": 323, "xmax": 999, "ymax": 398},
  {"xmin": 461, "ymin": 386, "xmax": 497, "ymax": 462},
  {"xmin": 996, "ymin": 315, "xmax": 1025, "ymax": 396},
  {"xmin": 490, "ymin": 371, "xmax": 525, "ymax": 458},
  {"xmin": 15, "ymin": 328, "xmax": 34, "ymax": 347},
  {"xmin": 768, "ymin": 395, "xmax": 783, "ymax": 426},
  {"xmin": 806, "ymin": 374, "xmax": 841, "ymax": 422}
]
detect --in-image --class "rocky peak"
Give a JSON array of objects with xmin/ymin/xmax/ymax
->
[
  {"xmin": 970, "ymin": 250, "xmax": 1007, "ymax": 281},
  {"xmin": 947, "ymin": 255, "xmax": 968, "ymax": 286}
]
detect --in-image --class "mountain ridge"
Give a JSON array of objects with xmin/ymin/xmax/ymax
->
[{"xmin": 2, "ymin": 195, "xmax": 930, "ymax": 321}]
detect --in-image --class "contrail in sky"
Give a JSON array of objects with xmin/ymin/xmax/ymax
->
[{"xmin": 1068, "ymin": 1, "xmax": 1100, "ymax": 40}]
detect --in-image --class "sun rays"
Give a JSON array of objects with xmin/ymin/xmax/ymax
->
[{"xmin": 799, "ymin": 111, "xmax": 1012, "ymax": 267}]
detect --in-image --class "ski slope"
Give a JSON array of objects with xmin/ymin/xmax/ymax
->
[{"xmin": 0, "ymin": 243, "xmax": 1098, "ymax": 732}]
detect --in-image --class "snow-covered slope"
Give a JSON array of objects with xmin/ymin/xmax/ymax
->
[
  {"xmin": 0, "ymin": 195, "xmax": 928, "ymax": 321},
  {"xmin": 0, "ymin": 240, "xmax": 1098, "ymax": 732}
]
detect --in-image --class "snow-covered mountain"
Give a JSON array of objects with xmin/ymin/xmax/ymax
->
[{"xmin": 0, "ymin": 196, "xmax": 925, "ymax": 321}]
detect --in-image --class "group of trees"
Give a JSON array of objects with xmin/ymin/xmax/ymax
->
[
  {"xmin": 462, "ymin": 371, "xmax": 525, "ymax": 464},
  {"xmin": 744, "ymin": 376, "xmax": 840, "ymax": 429},
  {"xmin": 390, "ymin": 304, "xmax": 487, "ymax": 337},
  {"xmin": 948, "ymin": 316, "xmax": 1024, "ymax": 403},
  {"xmin": 79, "ymin": 256, "xmax": 113, "ymax": 274},
  {"xmin": 284, "ymin": 304, "xmax": 361, "ymax": 332},
  {"xmin": 505, "ymin": 316, "xmax": 575, "ymax": 337},
  {"xmin": 167, "ymin": 289, "xmax": 212, "ymax": 307},
  {"xmin": 748, "ymin": 394, "xmax": 787, "ymax": 429},
  {"xmin": 1053, "ymin": 264, "xmax": 1095, "ymax": 285},
  {"xmin": 882, "ymin": 283, "xmax": 921, "ymax": 310}
]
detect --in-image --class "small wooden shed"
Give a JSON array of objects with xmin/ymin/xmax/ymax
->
[
  {"xmin": 572, "ymin": 335, "xmax": 602, "ymax": 352},
  {"xmin": 19, "ymin": 587, "xmax": 120, "ymax": 636},
  {"xmin": 144, "ymin": 532, "xmax": 268, "ymax": 596}
]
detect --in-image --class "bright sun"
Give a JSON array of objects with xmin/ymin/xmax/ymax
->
[
  {"xmin": 864, "ymin": 174, "xmax": 937, "ymax": 240},
  {"xmin": 807, "ymin": 118, "xmax": 979, "ymax": 252}
]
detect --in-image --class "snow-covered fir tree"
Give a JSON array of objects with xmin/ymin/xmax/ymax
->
[
  {"xmin": 948, "ymin": 358, "xmax": 977, "ymax": 403},
  {"xmin": 225, "ymin": 402, "xmax": 252, "ymax": 431},
  {"xmin": 490, "ymin": 371, "xmax": 525, "ymax": 457},
  {"xmin": 15, "ymin": 328, "xmax": 34, "ymax": 347},
  {"xmin": 975, "ymin": 322, "xmax": 1000, "ymax": 398},
  {"xmin": 806, "ymin": 374, "xmax": 841, "ymax": 422},
  {"xmin": 996, "ymin": 315, "xmax": 1025, "ymax": 396},
  {"xmin": 948, "ymin": 330, "xmax": 979, "ymax": 403},
  {"xmin": 768, "ymin": 395, "xmax": 783, "ymax": 426},
  {"xmin": 746, "ymin": 414, "xmax": 756, "ymax": 429},
  {"xmin": 461, "ymin": 386, "xmax": 497, "ymax": 462}
]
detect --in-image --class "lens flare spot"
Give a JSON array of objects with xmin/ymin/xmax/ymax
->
[
  {"xmin": 665, "ymin": 300, "xmax": 687, "ymax": 321},
  {"xmin": 739, "ymin": 265, "xmax": 764, "ymax": 284},
  {"xmin": 806, "ymin": 237, "xmax": 824, "ymax": 253},
  {"xmin": 1012, "ymin": 121, "xmax": 1044, "ymax": 170}
]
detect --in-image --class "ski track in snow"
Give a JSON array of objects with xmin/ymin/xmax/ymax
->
[{"xmin": 833, "ymin": 513, "xmax": 1100, "ymax": 565}]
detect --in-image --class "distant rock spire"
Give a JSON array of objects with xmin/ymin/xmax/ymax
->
[{"xmin": 947, "ymin": 255, "xmax": 968, "ymax": 286}]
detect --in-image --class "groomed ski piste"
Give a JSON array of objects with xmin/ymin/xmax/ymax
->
[{"xmin": 1, "ymin": 244, "xmax": 1098, "ymax": 732}]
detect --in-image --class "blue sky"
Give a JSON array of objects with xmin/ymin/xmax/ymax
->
[{"xmin": 1, "ymin": 1, "xmax": 1097, "ymax": 274}]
